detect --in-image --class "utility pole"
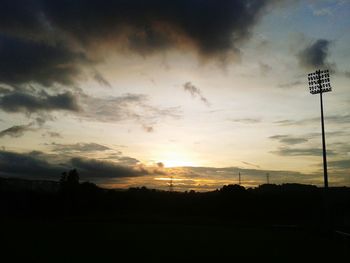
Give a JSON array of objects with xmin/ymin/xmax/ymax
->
[
  {"xmin": 307, "ymin": 69, "xmax": 332, "ymax": 189},
  {"xmin": 169, "ymin": 176, "xmax": 174, "ymax": 192},
  {"xmin": 266, "ymin": 173, "xmax": 270, "ymax": 184},
  {"xmin": 238, "ymin": 172, "xmax": 241, "ymax": 185}
]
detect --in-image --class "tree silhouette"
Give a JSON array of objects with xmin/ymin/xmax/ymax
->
[{"xmin": 60, "ymin": 169, "xmax": 79, "ymax": 191}]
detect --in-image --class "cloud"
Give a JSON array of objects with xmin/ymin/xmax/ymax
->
[
  {"xmin": 0, "ymin": 123, "xmax": 34, "ymax": 138},
  {"xmin": 230, "ymin": 118, "xmax": 261, "ymax": 124},
  {"xmin": 0, "ymin": 150, "xmax": 158, "ymax": 181},
  {"xmin": 0, "ymin": 87, "xmax": 180, "ymax": 129},
  {"xmin": 278, "ymin": 80, "xmax": 303, "ymax": 88},
  {"xmin": 297, "ymin": 39, "xmax": 332, "ymax": 69},
  {"xmin": 183, "ymin": 82, "xmax": 210, "ymax": 106},
  {"xmin": 0, "ymin": 150, "xmax": 63, "ymax": 179},
  {"xmin": 50, "ymin": 142, "xmax": 111, "ymax": 153},
  {"xmin": 1, "ymin": 149, "xmax": 347, "ymax": 188},
  {"xmin": 0, "ymin": 34, "xmax": 88, "ymax": 86},
  {"xmin": 115, "ymin": 156, "xmax": 140, "ymax": 166},
  {"xmin": 269, "ymin": 135, "xmax": 308, "ymax": 145},
  {"xmin": 79, "ymin": 92, "xmax": 182, "ymax": 128},
  {"xmin": 241, "ymin": 161, "xmax": 260, "ymax": 169},
  {"xmin": 157, "ymin": 162, "xmax": 164, "ymax": 169},
  {"xmin": 312, "ymin": 7, "xmax": 332, "ymax": 16},
  {"xmin": 274, "ymin": 115, "xmax": 350, "ymax": 126},
  {"xmin": 0, "ymin": 0, "xmax": 275, "ymax": 89},
  {"xmin": 328, "ymin": 159, "xmax": 350, "ymax": 170},
  {"xmin": 93, "ymin": 71, "xmax": 111, "ymax": 88},
  {"xmin": 42, "ymin": 131, "xmax": 62, "ymax": 138},
  {"xmin": 45, "ymin": 0, "xmax": 272, "ymax": 56},
  {"xmin": 271, "ymin": 146, "xmax": 335, "ymax": 157},
  {"xmin": 142, "ymin": 125, "xmax": 154, "ymax": 133},
  {"xmin": 0, "ymin": 89, "xmax": 80, "ymax": 113},
  {"xmin": 259, "ymin": 62, "xmax": 272, "ymax": 76},
  {"xmin": 70, "ymin": 157, "xmax": 149, "ymax": 179}
]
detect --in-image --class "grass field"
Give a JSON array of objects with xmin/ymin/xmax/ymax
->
[{"xmin": 2, "ymin": 218, "xmax": 349, "ymax": 261}]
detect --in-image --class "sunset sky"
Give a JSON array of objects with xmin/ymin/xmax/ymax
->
[{"xmin": 0, "ymin": 0, "xmax": 349, "ymax": 191}]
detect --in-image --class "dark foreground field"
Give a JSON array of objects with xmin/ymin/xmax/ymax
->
[
  {"xmin": 2, "ymin": 218, "xmax": 349, "ymax": 261},
  {"xmin": 1, "ymin": 178, "xmax": 350, "ymax": 261}
]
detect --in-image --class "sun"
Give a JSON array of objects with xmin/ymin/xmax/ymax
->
[{"xmin": 157, "ymin": 151, "xmax": 196, "ymax": 168}]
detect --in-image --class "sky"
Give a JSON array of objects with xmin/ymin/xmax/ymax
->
[{"xmin": 0, "ymin": 0, "xmax": 350, "ymax": 191}]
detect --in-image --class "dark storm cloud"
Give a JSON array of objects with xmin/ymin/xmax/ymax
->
[
  {"xmin": 269, "ymin": 135, "xmax": 308, "ymax": 145},
  {"xmin": 0, "ymin": 123, "xmax": 34, "ymax": 138},
  {"xmin": 0, "ymin": 150, "xmax": 63, "ymax": 179},
  {"xmin": 0, "ymin": 0, "xmax": 274, "ymax": 63},
  {"xmin": 0, "ymin": 34, "xmax": 88, "ymax": 86},
  {"xmin": 183, "ymin": 82, "xmax": 210, "ymax": 106},
  {"xmin": 45, "ymin": 0, "xmax": 272, "ymax": 55},
  {"xmin": 70, "ymin": 157, "xmax": 149, "ymax": 178},
  {"xmin": 0, "ymin": 90, "xmax": 80, "ymax": 113},
  {"xmin": 0, "ymin": 150, "xmax": 156, "ymax": 180},
  {"xmin": 0, "ymin": 0, "xmax": 277, "ymax": 98},
  {"xmin": 298, "ymin": 39, "xmax": 332, "ymax": 69}
]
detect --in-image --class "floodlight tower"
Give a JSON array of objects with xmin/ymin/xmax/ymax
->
[{"xmin": 307, "ymin": 69, "xmax": 332, "ymax": 189}]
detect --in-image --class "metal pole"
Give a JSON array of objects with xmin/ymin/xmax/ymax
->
[{"xmin": 318, "ymin": 70, "xmax": 329, "ymax": 189}]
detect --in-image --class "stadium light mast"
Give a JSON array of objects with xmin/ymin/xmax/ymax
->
[{"xmin": 307, "ymin": 69, "xmax": 332, "ymax": 189}]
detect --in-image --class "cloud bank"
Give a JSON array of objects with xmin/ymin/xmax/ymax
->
[
  {"xmin": 298, "ymin": 39, "xmax": 332, "ymax": 69},
  {"xmin": 0, "ymin": 0, "xmax": 274, "ymax": 87}
]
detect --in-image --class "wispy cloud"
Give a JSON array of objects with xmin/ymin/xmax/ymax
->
[
  {"xmin": 269, "ymin": 135, "xmax": 308, "ymax": 145},
  {"xmin": 271, "ymin": 146, "xmax": 335, "ymax": 157},
  {"xmin": 42, "ymin": 131, "xmax": 63, "ymax": 138},
  {"xmin": 183, "ymin": 82, "xmax": 210, "ymax": 106},
  {"xmin": 0, "ymin": 123, "xmax": 34, "ymax": 138},
  {"xmin": 230, "ymin": 118, "xmax": 261, "ymax": 124},
  {"xmin": 259, "ymin": 62, "xmax": 272, "ymax": 76},
  {"xmin": 278, "ymin": 80, "xmax": 303, "ymax": 88},
  {"xmin": 93, "ymin": 70, "xmax": 112, "ymax": 88},
  {"xmin": 79, "ymin": 92, "xmax": 182, "ymax": 131},
  {"xmin": 241, "ymin": 161, "xmax": 260, "ymax": 169},
  {"xmin": 328, "ymin": 159, "xmax": 350, "ymax": 170},
  {"xmin": 50, "ymin": 142, "xmax": 111, "ymax": 153},
  {"xmin": 274, "ymin": 115, "xmax": 350, "ymax": 126}
]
